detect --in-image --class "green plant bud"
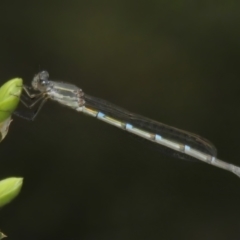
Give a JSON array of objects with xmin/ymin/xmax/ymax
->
[
  {"xmin": 0, "ymin": 177, "xmax": 23, "ymax": 208},
  {"xmin": 0, "ymin": 78, "xmax": 23, "ymax": 122}
]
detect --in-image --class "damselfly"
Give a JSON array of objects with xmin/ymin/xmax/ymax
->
[{"xmin": 17, "ymin": 71, "xmax": 240, "ymax": 178}]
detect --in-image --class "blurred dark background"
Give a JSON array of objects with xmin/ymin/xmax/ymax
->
[{"xmin": 0, "ymin": 1, "xmax": 240, "ymax": 239}]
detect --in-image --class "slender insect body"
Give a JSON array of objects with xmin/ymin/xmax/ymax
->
[{"xmin": 19, "ymin": 71, "xmax": 240, "ymax": 178}]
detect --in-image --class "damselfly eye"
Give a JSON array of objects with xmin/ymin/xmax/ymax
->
[
  {"xmin": 39, "ymin": 71, "xmax": 49, "ymax": 81},
  {"xmin": 40, "ymin": 80, "xmax": 46, "ymax": 85},
  {"xmin": 32, "ymin": 71, "xmax": 50, "ymax": 91}
]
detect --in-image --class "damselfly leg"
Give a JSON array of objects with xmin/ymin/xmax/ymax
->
[{"xmin": 13, "ymin": 85, "xmax": 49, "ymax": 121}]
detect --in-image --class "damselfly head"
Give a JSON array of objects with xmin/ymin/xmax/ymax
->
[{"xmin": 32, "ymin": 71, "xmax": 50, "ymax": 91}]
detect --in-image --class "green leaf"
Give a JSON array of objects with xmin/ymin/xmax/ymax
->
[
  {"xmin": 0, "ymin": 78, "xmax": 23, "ymax": 122},
  {"xmin": 0, "ymin": 231, "xmax": 7, "ymax": 239},
  {"xmin": 0, "ymin": 117, "xmax": 12, "ymax": 142},
  {"xmin": 0, "ymin": 177, "xmax": 23, "ymax": 208}
]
